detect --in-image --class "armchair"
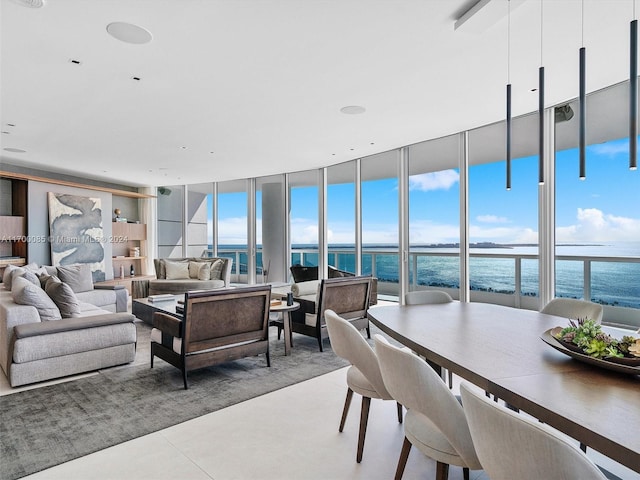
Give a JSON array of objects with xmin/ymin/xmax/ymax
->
[
  {"xmin": 290, "ymin": 276, "xmax": 372, "ymax": 352},
  {"xmin": 150, "ymin": 285, "xmax": 271, "ymax": 389}
]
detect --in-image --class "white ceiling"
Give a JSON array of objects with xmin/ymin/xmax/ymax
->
[{"xmin": 0, "ymin": 0, "xmax": 637, "ymax": 187}]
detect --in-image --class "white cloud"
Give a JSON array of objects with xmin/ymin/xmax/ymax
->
[
  {"xmin": 476, "ymin": 214, "xmax": 509, "ymax": 224},
  {"xmin": 557, "ymin": 208, "xmax": 640, "ymax": 242},
  {"xmin": 589, "ymin": 142, "xmax": 628, "ymax": 157},
  {"xmin": 409, "ymin": 169, "xmax": 459, "ymax": 191}
]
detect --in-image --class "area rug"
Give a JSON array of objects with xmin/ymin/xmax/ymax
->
[{"xmin": 0, "ymin": 322, "xmax": 349, "ymax": 480}]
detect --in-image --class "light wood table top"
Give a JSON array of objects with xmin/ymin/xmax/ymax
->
[{"xmin": 367, "ymin": 302, "xmax": 640, "ymax": 473}]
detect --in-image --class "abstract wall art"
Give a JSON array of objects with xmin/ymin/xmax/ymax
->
[{"xmin": 48, "ymin": 192, "xmax": 106, "ymax": 282}]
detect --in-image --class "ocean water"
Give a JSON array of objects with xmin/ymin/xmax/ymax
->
[{"xmin": 218, "ymin": 243, "xmax": 640, "ymax": 309}]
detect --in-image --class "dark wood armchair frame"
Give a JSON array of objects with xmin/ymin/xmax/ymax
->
[
  {"xmin": 291, "ymin": 276, "xmax": 372, "ymax": 352},
  {"xmin": 151, "ymin": 285, "xmax": 271, "ymax": 389}
]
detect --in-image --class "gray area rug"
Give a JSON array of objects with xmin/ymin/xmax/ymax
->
[{"xmin": 0, "ymin": 321, "xmax": 350, "ymax": 480}]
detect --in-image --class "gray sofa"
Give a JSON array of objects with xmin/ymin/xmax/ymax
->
[
  {"xmin": 148, "ymin": 257, "xmax": 233, "ymax": 296},
  {"xmin": 0, "ymin": 264, "xmax": 136, "ymax": 387}
]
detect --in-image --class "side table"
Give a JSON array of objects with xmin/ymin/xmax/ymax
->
[{"xmin": 269, "ymin": 301, "xmax": 300, "ymax": 356}]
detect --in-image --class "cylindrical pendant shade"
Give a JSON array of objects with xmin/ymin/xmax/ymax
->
[
  {"xmin": 631, "ymin": 19, "xmax": 638, "ymax": 170},
  {"xmin": 506, "ymin": 83, "xmax": 512, "ymax": 190},
  {"xmin": 539, "ymin": 66, "xmax": 545, "ymax": 184},
  {"xmin": 579, "ymin": 47, "xmax": 586, "ymax": 179}
]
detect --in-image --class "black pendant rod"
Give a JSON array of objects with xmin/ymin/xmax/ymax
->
[
  {"xmin": 579, "ymin": 47, "xmax": 586, "ymax": 179},
  {"xmin": 539, "ymin": 66, "xmax": 545, "ymax": 185},
  {"xmin": 506, "ymin": 83, "xmax": 512, "ymax": 190},
  {"xmin": 631, "ymin": 19, "xmax": 638, "ymax": 170}
]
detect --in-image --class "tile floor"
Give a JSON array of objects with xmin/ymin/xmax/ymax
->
[{"xmin": 2, "ymin": 315, "xmax": 638, "ymax": 479}]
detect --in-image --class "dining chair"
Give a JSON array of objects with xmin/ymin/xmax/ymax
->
[
  {"xmin": 324, "ymin": 309, "xmax": 402, "ymax": 463},
  {"xmin": 373, "ymin": 334, "xmax": 481, "ymax": 480},
  {"xmin": 460, "ymin": 382, "xmax": 607, "ymax": 480},
  {"xmin": 404, "ymin": 290, "xmax": 454, "ymax": 388},
  {"xmin": 541, "ymin": 298, "xmax": 603, "ymax": 324}
]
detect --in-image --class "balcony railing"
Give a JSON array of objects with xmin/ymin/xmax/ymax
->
[{"xmin": 203, "ymin": 247, "xmax": 640, "ymax": 328}]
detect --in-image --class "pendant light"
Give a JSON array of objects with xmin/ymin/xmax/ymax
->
[
  {"xmin": 579, "ymin": 0, "xmax": 586, "ymax": 180},
  {"xmin": 538, "ymin": 0, "xmax": 545, "ymax": 185},
  {"xmin": 631, "ymin": 0, "xmax": 638, "ymax": 170},
  {"xmin": 506, "ymin": 0, "xmax": 512, "ymax": 190}
]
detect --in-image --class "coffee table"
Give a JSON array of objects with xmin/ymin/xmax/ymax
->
[{"xmin": 132, "ymin": 295, "xmax": 183, "ymax": 325}]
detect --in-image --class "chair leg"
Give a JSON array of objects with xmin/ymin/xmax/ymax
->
[
  {"xmin": 580, "ymin": 442, "xmax": 587, "ymax": 452},
  {"xmin": 396, "ymin": 402, "xmax": 403, "ymax": 424},
  {"xmin": 182, "ymin": 367, "xmax": 188, "ymax": 390},
  {"xmin": 463, "ymin": 467, "xmax": 470, "ymax": 480},
  {"xmin": 394, "ymin": 437, "xmax": 412, "ymax": 480},
  {"xmin": 356, "ymin": 396, "xmax": 371, "ymax": 463},
  {"xmin": 366, "ymin": 325, "xmax": 371, "ymax": 339},
  {"xmin": 317, "ymin": 336, "xmax": 324, "ymax": 352},
  {"xmin": 339, "ymin": 388, "xmax": 354, "ymax": 432},
  {"xmin": 435, "ymin": 461, "xmax": 449, "ymax": 480},
  {"xmin": 277, "ymin": 325, "xmax": 282, "ymax": 340},
  {"xmin": 448, "ymin": 370, "xmax": 453, "ymax": 389},
  {"xmin": 150, "ymin": 351, "xmax": 154, "ymax": 368},
  {"xmin": 266, "ymin": 350, "xmax": 271, "ymax": 367}
]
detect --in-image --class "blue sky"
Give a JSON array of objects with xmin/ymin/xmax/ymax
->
[{"xmin": 214, "ymin": 137, "xmax": 639, "ymax": 246}]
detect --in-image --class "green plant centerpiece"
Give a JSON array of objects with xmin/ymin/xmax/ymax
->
[{"xmin": 554, "ymin": 318, "xmax": 640, "ymax": 360}]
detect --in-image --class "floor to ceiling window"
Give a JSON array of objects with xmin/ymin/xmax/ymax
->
[
  {"xmin": 408, "ymin": 135, "xmax": 460, "ymax": 298},
  {"xmin": 186, "ymin": 183, "xmax": 212, "ymax": 258},
  {"xmin": 217, "ymin": 179, "xmax": 248, "ymax": 282},
  {"xmin": 468, "ymin": 115, "xmax": 540, "ymax": 308},
  {"xmin": 361, "ymin": 150, "xmax": 399, "ymax": 298},
  {"xmin": 289, "ymin": 170, "xmax": 319, "ymax": 269},
  {"xmin": 327, "ymin": 161, "xmax": 356, "ymax": 274},
  {"xmin": 157, "ymin": 184, "xmax": 184, "ymax": 259},
  {"xmin": 555, "ymin": 81, "xmax": 640, "ymax": 319}
]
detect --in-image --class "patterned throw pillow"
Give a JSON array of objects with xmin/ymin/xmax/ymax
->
[
  {"xmin": 165, "ymin": 260, "xmax": 190, "ymax": 280},
  {"xmin": 209, "ymin": 259, "xmax": 224, "ymax": 280},
  {"xmin": 188, "ymin": 261, "xmax": 209, "ymax": 280},
  {"xmin": 11, "ymin": 276, "xmax": 62, "ymax": 321}
]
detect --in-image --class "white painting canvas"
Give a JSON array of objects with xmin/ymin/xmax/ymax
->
[{"xmin": 48, "ymin": 192, "xmax": 106, "ymax": 282}]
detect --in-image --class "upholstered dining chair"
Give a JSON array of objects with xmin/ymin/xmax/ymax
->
[
  {"xmin": 324, "ymin": 310, "xmax": 402, "ymax": 463},
  {"xmin": 404, "ymin": 290, "xmax": 455, "ymax": 388},
  {"xmin": 541, "ymin": 298, "xmax": 603, "ymax": 324},
  {"xmin": 404, "ymin": 290, "xmax": 453, "ymax": 305},
  {"xmin": 374, "ymin": 334, "xmax": 481, "ymax": 480},
  {"xmin": 460, "ymin": 382, "xmax": 607, "ymax": 480}
]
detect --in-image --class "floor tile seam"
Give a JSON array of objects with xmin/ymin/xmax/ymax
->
[{"xmin": 158, "ymin": 430, "xmax": 217, "ymax": 480}]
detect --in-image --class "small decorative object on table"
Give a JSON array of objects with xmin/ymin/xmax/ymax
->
[
  {"xmin": 541, "ymin": 317, "xmax": 640, "ymax": 374},
  {"xmin": 130, "ymin": 265, "xmax": 135, "ymax": 276}
]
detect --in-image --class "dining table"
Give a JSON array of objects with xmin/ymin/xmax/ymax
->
[{"xmin": 367, "ymin": 301, "xmax": 640, "ymax": 473}]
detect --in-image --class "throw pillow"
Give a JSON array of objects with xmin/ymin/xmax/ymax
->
[
  {"xmin": 165, "ymin": 260, "xmax": 190, "ymax": 280},
  {"xmin": 11, "ymin": 276, "xmax": 62, "ymax": 321},
  {"xmin": 57, "ymin": 264, "xmax": 94, "ymax": 293},
  {"xmin": 45, "ymin": 279, "xmax": 81, "ymax": 318},
  {"xmin": 15, "ymin": 270, "xmax": 40, "ymax": 287},
  {"xmin": 188, "ymin": 261, "xmax": 208, "ymax": 280},
  {"xmin": 209, "ymin": 259, "xmax": 225, "ymax": 280},
  {"xmin": 37, "ymin": 273, "xmax": 61, "ymax": 289},
  {"xmin": 2, "ymin": 265, "xmax": 25, "ymax": 290}
]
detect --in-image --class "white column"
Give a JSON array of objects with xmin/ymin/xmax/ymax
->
[
  {"xmin": 398, "ymin": 147, "xmax": 410, "ymax": 304},
  {"xmin": 459, "ymin": 132, "xmax": 470, "ymax": 303},
  {"xmin": 247, "ymin": 178, "xmax": 257, "ymax": 284},
  {"xmin": 538, "ymin": 107, "xmax": 556, "ymax": 309},
  {"xmin": 212, "ymin": 182, "xmax": 218, "ymax": 257},
  {"xmin": 318, "ymin": 168, "xmax": 328, "ymax": 279},
  {"xmin": 261, "ymin": 180, "xmax": 286, "ymax": 283},
  {"xmin": 355, "ymin": 158, "xmax": 362, "ymax": 276}
]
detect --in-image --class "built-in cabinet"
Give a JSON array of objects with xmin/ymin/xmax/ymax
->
[
  {"xmin": 0, "ymin": 179, "xmax": 28, "ymax": 279},
  {"xmin": 111, "ymin": 222, "xmax": 147, "ymax": 277}
]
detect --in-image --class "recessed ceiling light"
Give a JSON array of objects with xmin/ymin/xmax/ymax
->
[
  {"xmin": 131, "ymin": 76, "xmax": 141, "ymax": 81},
  {"xmin": 6, "ymin": 123, "xmax": 15, "ymax": 127},
  {"xmin": 340, "ymin": 105, "xmax": 366, "ymax": 115},
  {"xmin": 8, "ymin": 0, "xmax": 44, "ymax": 8},
  {"xmin": 4, "ymin": 148, "xmax": 26, "ymax": 153},
  {"xmin": 69, "ymin": 59, "xmax": 82, "ymax": 66},
  {"xmin": 106, "ymin": 22, "xmax": 153, "ymax": 45},
  {"xmin": 2, "ymin": 131, "xmax": 10, "ymax": 134},
  {"xmin": 180, "ymin": 146, "xmax": 188, "ymax": 150}
]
